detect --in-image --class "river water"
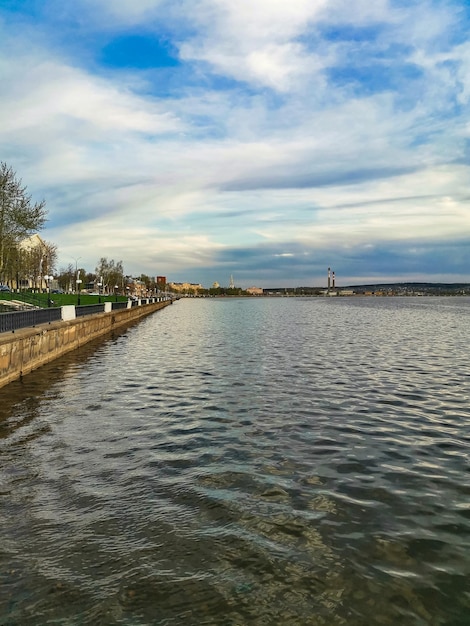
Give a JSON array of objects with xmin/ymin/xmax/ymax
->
[{"xmin": 1, "ymin": 296, "xmax": 469, "ymax": 625}]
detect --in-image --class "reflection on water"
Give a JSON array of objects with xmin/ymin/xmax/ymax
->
[{"xmin": 1, "ymin": 297, "xmax": 469, "ymax": 625}]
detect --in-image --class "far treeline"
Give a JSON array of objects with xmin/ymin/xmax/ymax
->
[
  {"xmin": 0, "ymin": 161, "xmax": 247, "ymax": 296},
  {"xmin": 0, "ymin": 161, "xmax": 51, "ymax": 288},
  {"xmin": 0, "ymin": 162, "xmax": 132, "ymax": 293}
]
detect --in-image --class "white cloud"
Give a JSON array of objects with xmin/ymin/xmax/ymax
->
[
  {"xmin": 78, "ymin": 0, "xmax": 168, "ymax": 27},
  {"xmin": 1, "ymin": 0, "xmax": 468, "ymax": 284},
  {"xmin": 49, "ymin": 213, "xmax": 226, "ymax": 276},
  {"xmin": 253, "ymin": 164, "xmax": 470, "ymax": 247},
  {"xmin": 177, "ymin": 0, "xmax": 329, "ymax": 91},
  {"xmin": 409, "ymin": 40, "xmax": 470, "ymax": 107},
  {"xmin": 0, "ymin": 57, "xmax": 182, "ymax": 138}
]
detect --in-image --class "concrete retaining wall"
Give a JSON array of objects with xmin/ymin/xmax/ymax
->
[{"xmin": 0, "ymin": 300, "xmax": 172, "ymax": 389}]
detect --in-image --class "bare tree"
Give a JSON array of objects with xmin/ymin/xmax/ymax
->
[
  {"xmin": 0, "ymin": 162, "xmax": 47, "ymax": 283},
  {"xmin": 95, "ymin": 258, "xmax": 124, "ymax": 294},
  {"xmin": 57, "ymin": 263, "xmax": 75, "ymax": 292}
]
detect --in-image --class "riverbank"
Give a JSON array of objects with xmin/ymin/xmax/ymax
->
[{"xmin": 0, "ymin": 299, "xmax": 172, "ymax": 389}]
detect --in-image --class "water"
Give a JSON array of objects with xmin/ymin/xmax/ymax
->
[{"xmin": 1, "ymin": 296, "xmax": 469, "ymax": 625}]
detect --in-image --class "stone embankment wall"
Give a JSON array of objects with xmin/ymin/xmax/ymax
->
[{"xmin": 0, "ymin": 300, "xmax": 172, "ymax": 389}]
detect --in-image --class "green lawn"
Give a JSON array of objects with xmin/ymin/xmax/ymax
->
[{"xmin": 0, "ymin": 291, "xmax": 128, "ymax": 308}]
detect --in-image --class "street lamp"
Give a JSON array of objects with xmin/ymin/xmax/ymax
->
[
  {"xmin": 71, "ymin": 257, "xmax": 82, "ymax": 304},
  {"xmin": 76, "ymin": 275, "xmax": 82, "ymax": 305},
  {"xmin": 115, "ymin": 285, "xmax": 119, "ymax": 302},
  {"xmin": 97, "ymin": 282, "xmax": 102, "ymax": 303},
  {"xmin": 44, "ymin": 275, "xmax": 53, "ymax": 307}
]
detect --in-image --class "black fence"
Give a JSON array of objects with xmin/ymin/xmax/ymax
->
[
  {"xmin": 0, "ymin": 308, "xmax": 62, "ymax": 333},
  {"xmin": 75, "ymin": 304, "xmax": 106, "ymax": 317},
  {"xmin": 0, "ymin": 299, "xmax": 168, "ymax": 334}
]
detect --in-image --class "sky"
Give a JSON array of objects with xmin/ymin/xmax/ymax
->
[{"xmin": 1, "ymin": 0, "xmax": 469, "ymax": 288}]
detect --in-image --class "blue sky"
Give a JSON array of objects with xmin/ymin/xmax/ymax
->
[{"xmin": 1, "ymin": 0, "xmax": 469, "ymax": 288}]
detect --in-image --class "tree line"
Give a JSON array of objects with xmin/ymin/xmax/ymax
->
[
  {"xmin": 0, "ymin": 162, "xmax": 138, "ymax": 294},
  {"xmin": 0, "ymin": 161, "xmax": 56, "ymax": 288},
  {"xmin": 1, "ymin": 161, "xmax": 235, "ymax": 297}
]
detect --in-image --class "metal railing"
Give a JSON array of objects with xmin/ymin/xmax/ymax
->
[
  {"xmin": 0, "ymin": 298, "xmax": 171, "ymax": 334},
  {"xmin": 75, "ymin": 304, "xmax": 106, "ymax": 317},
  {"xmin": 0, "ymin": 308, "xmax": 62, "ymax": 333}
]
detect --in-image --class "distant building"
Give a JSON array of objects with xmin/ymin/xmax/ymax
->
[
  {"xmin": 126, "ymin": 277, "xmax": 146, "ymax": 297},
  {"xmin": 18, "ymin": 233, "xmax": 46, "ymax": 253},
  {"xmin": 168, "ymin": 282, "xmax": 202, "ymax": 293},
  {"xmin": 17, "ymin": 234, "xmax": 50, "ymax": 290},
  {"xmin": 246, "ymin": 286, "xmax": 263, "ymax": 295}
]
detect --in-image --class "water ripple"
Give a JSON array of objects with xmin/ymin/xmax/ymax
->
[{"xmin": 0, "ymin": 297, "xmax": 469, "ymax": 624}]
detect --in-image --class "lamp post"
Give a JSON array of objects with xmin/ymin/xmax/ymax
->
[
  {"xmin": 76, "ymin": 275, "xmax": 82, "ymax": 305},
  {"xmin": 72, "ymin": 257, "xmax": 82, "ymax": 305},
  {"xmin": 38, "ymin": 256, "xmax": 43, "ymax": 294},
  {"xmin": 44, "ymin": 275, "xmax": 53, "ymax": 307},
  {"xmin": 97, "ymin": 282, "xmax": 102, "ymax": 303},
  {"xmin": 115, "ymin": 285, "xmax": 119, "ymax": 302}
]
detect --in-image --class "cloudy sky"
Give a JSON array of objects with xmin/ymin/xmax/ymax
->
[{"xmin": 1, "ymin": 0, "xmax": 469, "ymax": 288}]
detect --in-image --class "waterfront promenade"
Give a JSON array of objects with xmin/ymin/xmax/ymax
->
[{"xmin": 0, "ymin": 297, "xmax": 173, "ymax": 389}]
